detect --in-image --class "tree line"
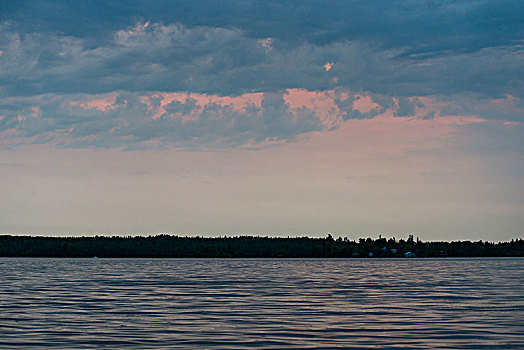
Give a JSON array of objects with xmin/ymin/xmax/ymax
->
[{"xmin": 0, "ymin": 234, "xmax": 522, "ymax": 258}]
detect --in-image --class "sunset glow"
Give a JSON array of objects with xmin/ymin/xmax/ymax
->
[{"xmin": 0, "ymin": 1, "xmax": 522, "ymax": 240}]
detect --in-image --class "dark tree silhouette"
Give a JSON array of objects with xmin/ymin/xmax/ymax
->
[{"xmin": 0, "ymin": 235, "xmax": 522, "ymax": 258}]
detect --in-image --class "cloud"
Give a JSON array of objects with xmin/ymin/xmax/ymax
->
[
  {"xmin": 393, "ymin": 97, "xmax": 417, "ymax": 118},
  {"xmin": 3, "ymin": 1, "xmax": 523, "ymax": 50},
  {"xmin": 1, "ymin": 1, "xmax": 522, "ymax": 149},
  {"xmin": 3, "ymin": 88, "xmax": 522, "ymax": 150},
  {"xmin": 411, "ymin": 94, "xmax": 524, "ymax": 123},
  {"xmin": 1, "ymin": 12, "xmax": 522, "ymax": 99},
  {"xmin": 1, "ymin": 90, "xmax": 332, "ymax": 149}
]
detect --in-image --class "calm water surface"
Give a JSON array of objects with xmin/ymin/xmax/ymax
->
[{"xmin": 0, "ymin": 258, "xmax": 522, "ymax": 349}]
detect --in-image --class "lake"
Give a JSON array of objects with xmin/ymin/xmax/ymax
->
[{"xmin": 0, "ymin": 258, "xmax": 522, "ymax": 349}]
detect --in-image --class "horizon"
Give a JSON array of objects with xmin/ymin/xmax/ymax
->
[
  {"xmin": 1, "ymin": 1, "xmax": 523, "ymax": 241},
  {"xmin": 1, "ymin": 233, "xmax": 522, "ymax": 244}
]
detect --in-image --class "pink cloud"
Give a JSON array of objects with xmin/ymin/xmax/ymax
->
[
  {"xmin": 353, "ymin": 95, "xmax": 380, "ymax": 114},
  {"xmin": 473, "ymin": 94, "xmax": 524, "ymax": 120},
  {"xmin": 323, "ymin": 62, "xmax": 334, "ymax": 71},
  {"xmin": 259, "ymin": 38, "xmax": 272, "ymax": 53},
  {"xmin": 70, "ymin": 94, "xmax": 118, "ymax": 112},
  {"xmin": 486, "ymin": 94, "xmax": 520, "ymax": 108},
  {"xmin": 10, "ymin": 88, "xmax": 499, "ymax": 150},
  {"xmin": 137, "ymin": 89, "xmax": 493, "ymax": 141},
  {"xmin": 283, "ymin": 89, "xmax": 342, "ymax": 130},
  {"xmin": 140, "ymin": 92, "xmax": 264, "ymax": 120},
  {"xmin": 31, "ymin": 106, "xmax": 41, "ymax": 118},
  {"xmin": 410, "ymin": 96, "xmax": 490, "ymax": 124},
  {"xmin": 310, "ymin": 108, "xmax": 486, "ymax": 158}
]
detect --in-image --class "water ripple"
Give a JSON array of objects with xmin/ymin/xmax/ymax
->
[{"xmin": 0, "ymin": 258, "xmax": 522, "ymax": 349}]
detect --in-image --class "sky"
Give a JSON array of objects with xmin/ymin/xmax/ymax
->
[{"xmin": 0, "ymin": 0, "xmax": 523, "ymax": 241}]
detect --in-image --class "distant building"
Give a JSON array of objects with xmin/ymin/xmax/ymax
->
[{"xmin": 404, "ymin": 252, "xmax": 416, "ymax": 258}]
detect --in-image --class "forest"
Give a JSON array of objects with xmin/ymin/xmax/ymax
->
[{"xmin": 0, "ymin": 234, "xmax": 522, "ymax": 258}]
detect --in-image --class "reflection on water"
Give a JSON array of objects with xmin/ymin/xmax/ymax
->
[{"xmin": 0, "ymin": 258, "xmax": 522, "ymax": 349}]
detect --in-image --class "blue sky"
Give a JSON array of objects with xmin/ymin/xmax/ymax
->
[{"xmin": 0, "ymin": 1, "xmax": 522, "ymax": 239}]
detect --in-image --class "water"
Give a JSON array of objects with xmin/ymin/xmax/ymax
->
[{"xmin": 0, "ymin": 258, "xmax": 522, "ymax": 349}]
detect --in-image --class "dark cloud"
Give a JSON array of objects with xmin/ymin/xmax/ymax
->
[
  {"xmin": 433, "ymin": 94, "xmax": 524, "ymax": 122},
  {"xmin": 451, "ymin": 121, "xmax": 524, "ymax": 158},
  {"xmin": 394, "ymin": 97, "xmax": 416, "ymax": 118},
  {"xmin": 0, "ymin": 1, "xmax": 522, "ymax": 98},
  {"xmin": 3, "ymin": 1, "xmax": 523, "ymax": 50}
]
